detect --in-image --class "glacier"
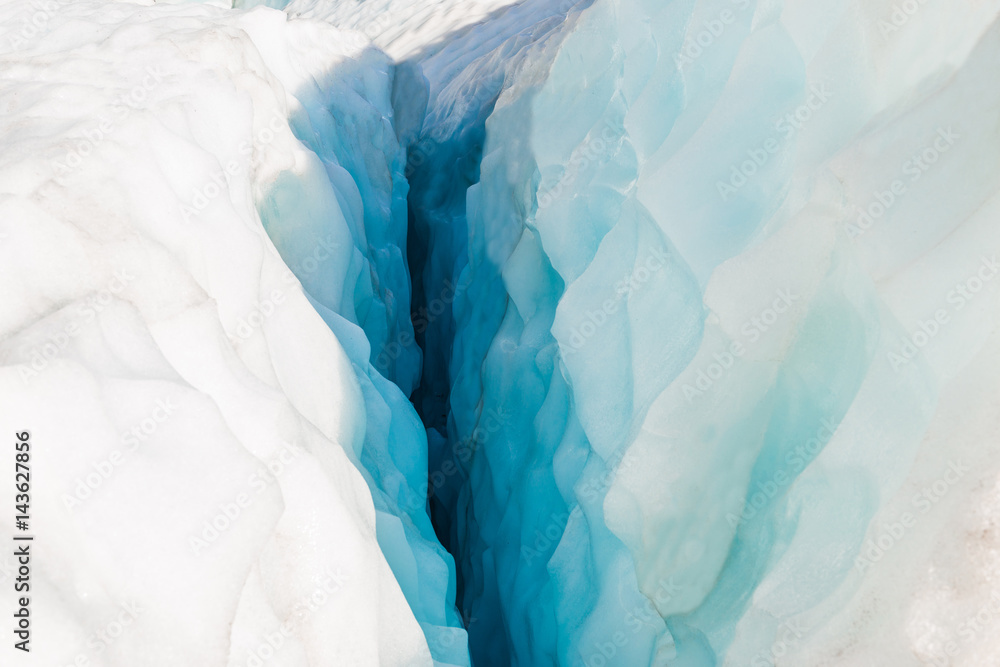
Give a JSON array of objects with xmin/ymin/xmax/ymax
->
[
  {"xmin": 2, "ymin": 0, "xmax": 1000, "ymax": 666},
  {"xmin": 0, "ymin": 2, "xmax": 466, "ymax": 665},
  {"xmin": 406, "ymin": 0, "xmax": 1000, "ymax": 665}
]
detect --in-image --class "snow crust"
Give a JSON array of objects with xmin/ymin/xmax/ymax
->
[
  {"xmin": 3, "ymin": 0, "xmax": 1000, "ymax": 666},
  {"xmin": 235, "ymin": 0, "xmax": 525, "ymax": 61},
  {"xmin": 0, "ymin": 2, "xmax": 467, "ymax": 665}
]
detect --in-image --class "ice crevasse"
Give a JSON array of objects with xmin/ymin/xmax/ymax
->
[
  {"xmin": 3, "ymin": 0, "xmax": 1000, "ymax": 666},
  {"xmin": 0, "ymin": 2, "xmax": 466, "ymax": 665},
  {"xmin": 377, "ymin": 0, "xmax": 1000, "ymax": 665}
]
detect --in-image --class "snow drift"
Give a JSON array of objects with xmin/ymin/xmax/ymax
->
[{"xmin": 3, "ymin": 0, "xmax": 1000, "ymax": 666}]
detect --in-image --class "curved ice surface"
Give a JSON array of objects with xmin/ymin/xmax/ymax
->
[
  {"xmin": 0, "ymin": 2, "xmax": 466, "ymax": 665},
  {"xmin": 397, "ymin": 0, "xmax": 1000, "ymax": 665},
  {"xmin": 236, "ymin": 0, "xmax": 524, "ymax": 61},
  {"xmin": 4, "ymin": 0, "xmax": 1000, "ymax": 666}
]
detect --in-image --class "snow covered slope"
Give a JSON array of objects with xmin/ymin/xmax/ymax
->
[
  {"xmin": 3, "ymin": 0, "xmax": 1000, "ymax": 666},
  {"xmin": 0, "ymin": 2, "xmax": 466, "ymax": 665},
  {"xmin": 235, "ymin": 0, "xmax": 525, "ymax": 61}
]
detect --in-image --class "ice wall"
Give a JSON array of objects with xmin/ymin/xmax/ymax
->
[
  {"xmin": 0, "ymin": 2, "xmax": 466, "ymax": 665},
  {"xmin": 392, "ymin": 3, "xmax": 608, "ymax": 664},
  {"xmin": 3, "ymin": 0, "xmax": 1000, "ymax": 665},
  {"xmin": 394, "ymin": 0, "xmax": 1000, "ymax": 666}
]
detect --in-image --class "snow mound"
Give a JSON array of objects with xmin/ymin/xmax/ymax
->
[{"xmin": 0, "ymin": 2, "xmax": 467, "ymax": 665}]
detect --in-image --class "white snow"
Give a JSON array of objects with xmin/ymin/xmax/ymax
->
[{"xmin": 0, "ymin": 2, "xmax": 456, "ymax": 665}]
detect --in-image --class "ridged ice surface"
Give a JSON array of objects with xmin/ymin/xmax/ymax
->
[
  {"xmin": 396, "ymin": 0, "xmax": 1000, "ymax": 666},
  {"xmin": 0, "ymin": 2, "xmax": 466, "ymax": 665},
  {"xmin": 3, "ymin": 0, "xmax": 1000, "ymax": 666},
  {"xmin": 235, "ymin": 0, "xmax": 523, "ymax": 61}
]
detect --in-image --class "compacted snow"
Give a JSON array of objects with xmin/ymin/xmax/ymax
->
[
  {"xmin": 0, "ymin": 1, "xmax": 468, "ymax": 665},
  {"xmin": 2, "ymin": 0, "xmax": 1000, "ymax": 666}
]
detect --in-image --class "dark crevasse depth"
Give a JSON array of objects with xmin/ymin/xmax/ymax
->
[{"xmin": 392, "ymin": 2, "xmax": 596, "ymax": 664}]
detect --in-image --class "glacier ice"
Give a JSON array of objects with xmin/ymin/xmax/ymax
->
[
  {"xmin": 3, "ymin": 0, "xmax": 1000, "ymax": 666},
  {"xmin": 385, "ymin": 0, "xmax": 1000, "ymax": 665},
  {"xmin": 0, "ymin": 2, "xmax": 466, "ymax": 665}
]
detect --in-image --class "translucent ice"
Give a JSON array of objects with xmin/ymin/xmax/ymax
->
[
  {"xmin": 4, "ymin": 0, "xmax": 1000, "ymax": 666},
  {"xmin": 395, "ymin": 0, "xmax": 1000, "ymax": 665}
]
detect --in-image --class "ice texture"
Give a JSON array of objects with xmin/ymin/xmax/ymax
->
[
  {"xmin": 0, "ymin": 2, "xmax": 466, "ymax": 665},
  {"xmin": 393, "ymin": 0, "xmax": 1000, "ymax": 666},
  {"xmin": 234, "ymin": 0, "xmax": 525, "ymax": 61},
  {"xmin": 3, "ymin": 0, "xmax": 1000, "ymax": 666}
]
